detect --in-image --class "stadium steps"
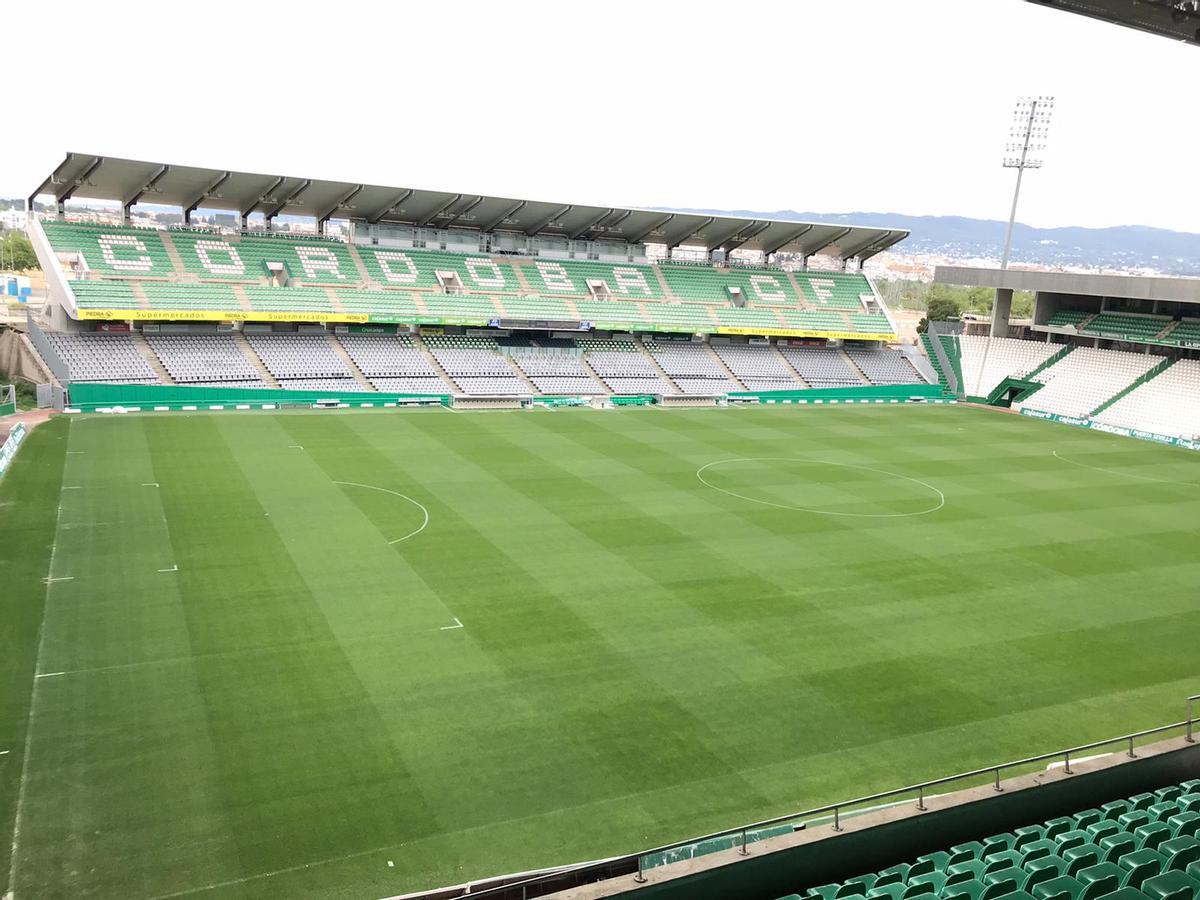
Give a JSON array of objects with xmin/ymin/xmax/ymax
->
[
  {"xmin": 132, "ymin": 333, "xmax": 174, "ymax": 384},
  {"xmin": 326, "ymin": 334, "xmax": 376, "ymax": 390},
  {"xmin": 412, "ymin": 335, "xmax": 463, "ymax": 394},
  {"xmin": 130, "ymin": 283, "xmax": 152, "ymax": 310},
  {"xmin": 231, "ymin": 285, "xmax": 254, "ymax": 313},
  {"xmin": 1089, "ymin": 357, "xmax": 1175, "ymax": 418},
  {"xmin": 651, "ymin": 264, "xmax": 677, "ymax": 300},
  {"xmin": 774, "ymin": 345, "xmax": 814, "ymax": 388},
  {"xmin": 1155, "ymin": 321, "xmax": 1181, "ymax": 341},
  {"xmin": 345, "ymin": 242, "xmax": 373, "ymax": 285},
  {"xmin": 235, "ymin": 334, "xmax": 281, "ymax": 389},
  {"xmin": 156, "ymin": 230, "xmax": 188, "ymax": 277},
  {"xmin": 1027, "ymin": 344, "xmax": 1075, "ymax": 382},
  {"xmin": 702, "ymin": 343, "xmax": 749, "ymax": 389},
  {"xmin": 577, "ymin": 354, "xmax": 614, "ymax": 395},
  {"xmin": 785, "ymin": 270, "xmax": 810, "ymax": 302},
  {"xmin": 839, "ymin": 348, "xmax": 872, "ymax": 384},
  {"xmin": 412, "ymin": 291, "xmax": 431, "ymax": 314},
  {"xmin": 492, "ymin": 293, "xmax": 509, "ymax": 317},
  {"xmin": 635, "ymin": 337, "xmax": 684, "ymax": 392},
  {"xmin": 322, "ymin": 287, "xmax": 346, "ymax": 313},
  {"xmin": 920, "ymin": 334, "xmax": 949, "ymax": 390},
  {"xmin": 510, "ymin": 262, "xmax": 535, "ymax": 294},
  {"xmin": 505, "ymin": 356, "xmax": 541, "ymax": 394},
  {"xmin": 940, "ymin": 334, "xmax": 965, "ymax": 395}
]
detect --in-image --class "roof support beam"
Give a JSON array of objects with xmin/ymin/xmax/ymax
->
[
  {"xmin": 53, "ymin": 155, "xmax": 104, "ymax": 212},
  {"xmin": 367, "ymin": 188, "xmax": 414, "ymax": 225},
  {"xmin": 183, "ymin": 171, "xmax": 233, "ymax": 223},
  {"xmin": 479, "ymin": 199, "xmax": 525, "ymax": 233},
  {"xmin": 705, "ymin": 220, "xmax": 756, "ymax": 252},
  {"xmin": 568, "ymin": 208, "xmax": 615, "ymax": 241},
  {"xmin": 28, "ymin": 153, "xmax": 79, "ymax": 211},
  {"xmin": 262, "ymin": 179, "xmax": 312, "ymax": 226},
  {"xmin": 239, "ymin": 176, "xmax": 283, "ymax": 226},
  {"xmin": 596, "ymin": 208, "xmax": 632, "ymax": 238},
  {"xmin": 805, "ymin": 227, "xmax": 854, "ymax": 259},
  {"xmin": 525, "ymin": 204, "xmax": 572, "ymax": 237},
  {"xmin": 668, "ymin": 217, "xmax": 714, "ymax": 250},
  {"xmin": 761, "ymin": 224, "xmax": 815, "ymax": 256},
  {"xmin": 840, "ymin": 229, "xmax": 898, "ymax": 262},
  {"xmin": 722, "ymin": 221, "xmax": 771, "ymax": 254},
  {"xmin": 443, "ymin": 195, "xmax": 486, "ymax": 228},
  {"xmin": 627, "ymin": 213, "xmax": 675, "ymax": 245},
  {"xmin": 317, "ymin": 184, "xmax": 364, "ymax": 226},
  {"xmin": 122, "ymin": 164, "xmax": 169, "ymax": 222},
  {"xmin": 416, "ymin": 193, "xmax": 463, "ymax": 227}
]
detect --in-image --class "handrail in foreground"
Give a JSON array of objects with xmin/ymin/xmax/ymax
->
[{"xmin": 449, "ymin": 697, "xmax": 1200, "ymax": 900}]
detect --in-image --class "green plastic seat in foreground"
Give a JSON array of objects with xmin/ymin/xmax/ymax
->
[
  {"xmin": 1141, "ymin": 869, "xmax": 1200, "ymax": 900},
  {"xmin": 1031, "ymin": 875, "xmax": 1083, "ymax": 900}
]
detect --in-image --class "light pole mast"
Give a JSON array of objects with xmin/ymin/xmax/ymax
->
[{"xmin": 1001, "ymin": 96, "xmax": 1054, "ymax": 270}]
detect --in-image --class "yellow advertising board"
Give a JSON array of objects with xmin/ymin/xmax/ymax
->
[
  {"xmin": 77, "ymin": 309, "xmax": 370, "ymax": 324},
  {"xmin": 715, "ymin": 326, "xmax": 896, "ymax": 342}
]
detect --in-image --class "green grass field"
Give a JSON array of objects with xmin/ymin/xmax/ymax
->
[{"xmin": 3, "ymin": 404, "xmax": 1200, "ymax": 899}]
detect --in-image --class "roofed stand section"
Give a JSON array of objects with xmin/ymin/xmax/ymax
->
[{"xmin": 41, "ymin": 221, "xmax": 898, "ymax": 339}]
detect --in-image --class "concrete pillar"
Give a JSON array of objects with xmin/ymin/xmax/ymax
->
[{"xmin": 990, "ymin": 288, "xmax": 1014, "ymax": 338}]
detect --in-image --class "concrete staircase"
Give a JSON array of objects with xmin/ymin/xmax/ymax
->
[
  {"xmin": 326, "ymin": 333, "xmax": 375, "ymax": 391},
  {"xmin": 130, "ymin": 283, "xmax": 152, "ymax": 310},
  {"xmin": 839, "ymin": 348, "xmax": 871, "ymax": 385},
  {"xmin": 578, "ymin": 354, "xmax": 614, "ymax": 395},
  {"xmin": 773, "ymin": 346, "xmax": 812, "ymax": 388},
  {"xmin": 504, "ymin": 357, "xmax": 541, "ymax": 394},
  {"xmin": 131, "ymin": 332, "xmax": 175, "ymax": 384},
  {"xmin": 234, "ymin": 333, "xmax": 281, "ymax": 388},
  {"xmin": 634, "ymin": 338, "xmax": 682, "ymax": 394},
  {"xmin": 345, "ymin": 242, "xmax": 374, "ymax": 286},
  {"xmin": 157, "ymin": 230, "xmax": 188, "ymax": 277},
  {"xmin": 412, "ymin": 336, "xmax": 462, "ymax": 394},
  {"xmin": 703, "ymin": 342, "xmax": 748, "ymax": 390}
]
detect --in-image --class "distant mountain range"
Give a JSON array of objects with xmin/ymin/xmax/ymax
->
[{"xmin": 662, "ymin": 208, "xmax": 1200, "ymax": 276}]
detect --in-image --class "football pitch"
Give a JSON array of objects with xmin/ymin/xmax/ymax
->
[{"xmin": 3, "ymin": 404, "xmax": 1200, "ymax": 899}]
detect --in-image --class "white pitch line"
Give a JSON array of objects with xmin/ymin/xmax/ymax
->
[
  {"xmin": 34, "ymin": 672, "xmax": 64, "ymax": 680},
  {"xmin": 41, "ymin": 576, "xmax": 73, "ymax": 585},
  {"xmin": 61, "ymin": 485, "xmax": 82, "ymax": 491},
  {"xmin": 141, "ymin": 482, "xmax": 159, "ymax": 488},
  {"xmin": 439, "ymin": 617, "xmax": 464, "ymax": 631},
  {"xmin": 0, "ymin": 750, "xmax": 9, "ymax": 756},
  {"xmin": 332, "ymin": 481, "xmax": 430, "ymax": 545},
  {"xmin": 695, "ymin": 457, "xmax": 946, "ymax": 519},
  {"xmin": 158, "ymin": 565, "xmax": 178, "ymax": 573},
  {"xmin": 288, "ymin": 445, "xmax": 305, "ymax": 450},
  {"xmin": 1051, "ymin": 449, "xmax": 1196, "ymax": 487}
]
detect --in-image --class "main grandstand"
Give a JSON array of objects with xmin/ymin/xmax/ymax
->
[{"xmin": 16, "ymin": 153, "xmax": 932, "ymax": 411}]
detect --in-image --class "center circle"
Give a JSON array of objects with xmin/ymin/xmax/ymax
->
[{"xmin": 696, "ymin": 458, "xmax": 945, "ymax": 519}]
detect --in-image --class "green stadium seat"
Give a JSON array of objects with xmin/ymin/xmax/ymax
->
[
  {"xmin": 1059, "ymin": 832, "xmax": 1091, "ymax": 853},
  {"xmin": 902, "ymin": 882, "xmax": 936, "ymax": 899},
  {"xmin": 1091, "ymin": 823, "xmax": 1123, "ymax": 845},
  {"xmin": 1100, "ymin": 834, "xmax": 1137, "ymax": 864},
  {"xmin": 1139, "ymin": 824, "xmax": 1176, "ymax": 852},
  {"xmin": 1076, "ymin": 813, "xmax": 1105, "ymax": 832},
  {"xmin": 1142, "ymin": 869, "xmax": 1200, "ymax": 900},
  {"xmin": 1152, "ymin": 805, "xmax": 1183, "ymax": 824},
  {"xmin": 1077, "ymin": 863, "xmax": 1123, "ymax": 900},
  {"xmin": 1024, "ymin": 842, "xmax": 1060, "ymax": 864},
  {"xmin": 1170, "ymin": 814, "xmax": 1200, "ymax": 839},
  {"xmin": 1066, "ymin": 846, "xmax": 1104, "ymax": 878},
  {"xmin": 1093, "ymin": 889, "xmax": 1152, "ymax": 900},
  {"xmin": 1157, "ymin": 789, "xmax": 1185, "ymax": 805},
  {"xmin": 1120, "ymin": 850, "xmax": 1165, "ymax": 890},
  {"xmin": 1161, "ymin": 838, "xmax": 1200, "ymax": 872},
  {"xmin": 1018, "ymin": 828, "xmax": 1050, "ymax": 850},
  {"xmin": 1032, "ymin": 875, "xmax": 1083, "ymax": 900},
  {"xmin": 986, "ymin": 867, "xmax": 1026, "ymax": 888},
  {"xmin": 1130, "ymin": 795, "xmax": 1158, "ymax": 812},
  {"xmin": 876, "ymin": 864, "xmax": 910, "ymax": 887},
  {"xmin": 1025, "ymin": 857, "xmax": 1069, "ymax": 892},
  {"xmin": 867, "ymin": 884, "xmax": 905, "ymax": 900},
  {"xmin": 914, "ymin": 853, "xmax": 950, "ymax": 875},
  {"xmin": 988, "ymin": 852, "xmax": 1026, "ymax": 873}
]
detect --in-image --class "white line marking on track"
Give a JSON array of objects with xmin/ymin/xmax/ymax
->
[
  {"xmin": 1051, "ymin": 449, "xmax": 1196, "ymax": 486},
  {"xmin": 439, "ymin": 617, "xmax": 464, "ymax": 631},
  {"xmin": 332, "ymin": 481, "xmax": 430, "ymax": 544},
  {"xmin": 695, "ymin": 457, "xmax": 946, "ymax": 518},
  {"xmin": 158, "ymin": 565, "xmax": 178, "ymax": 573},
  {"xmin": 34, "ymin": 672, "xmax": 64, "ymax": 680}
]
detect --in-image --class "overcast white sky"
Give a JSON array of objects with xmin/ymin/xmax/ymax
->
[{"xmin": 6, "ymin": 0, "xmax": 1198, "ymax": 232}]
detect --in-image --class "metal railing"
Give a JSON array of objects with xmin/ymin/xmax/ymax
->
[{"xmin": 444, "ymin": 697, "xmax": 1200, "ymax": 900}]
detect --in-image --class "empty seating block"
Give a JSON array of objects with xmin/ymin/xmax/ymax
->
[
  {"xmin": 243, "ymin": 286, "xmax": 336, "ymax": 314},
  {"xmin": 336, "ymin": 333, "xmax": 455, "ymax": 395},
  {"xmin": 846, "ymin": 346, "xmax": 924, "ymax": 385},
  {"xmin": 772, "ymin": 782, "xmax": 1200, "ymax": 900},
  {"xmin": 1024, "ymin": 347, "xmax": 1161, "ymax": 419},
  {"xmin": 423, "ymin": 334, "xmax": 528, "ymax": 395},
  {"xmin": 42, "ymin": 332, "xmax": 158, "ymax": 383},
  {"xmin": 956, "ymin": 336, "xmax": 1063, "ymax": 398},
  {"xmin": 779, "ymin": 346, "xmax": 861, "ymax": 388},
  {"xmin": 244, "ymin": 333, "xmax": 355, "ymax": 385},
  {"xmin": 146, "ymin": 334, "xmax": 259, "ymax": 383},
  {"xmin": 1082, "ymin": 313, "xmax": 1171, "ymax": 342},
  {"xmin": 1094, "ymin": 360, "xmax": 1200, "ymax": 440},
  {"xmin": 644, "ymin": 339, "xmax": 740, "ymax": 394},
  {"xmin": 42, "ymin": 221, "xmax": 173, "ymax": 277},
  {"xmin": 712, "ymin": 343, "xmax": 804, "ymax": 392},
  {"xmin": 72, "ymin": 281, "xmax": 140, "ymax": 309},
  {"xmin": 360, "ymin": 247, "xmax": 520, "ymax": 294},
  {"xmin": 510, "ymin": 353, "xmax": 606, "ymax": 395},
  {"xmin": 143, "ymin": 284, "xmax": 242, "ymax": 312},
  {"xmin": 580, "ymin": 338, "xmax": 677, "ymax": 395},
  {"xmin": 659, "ymin": 263, "xmax": 800, "ymax": 306},
  {"xmin": 1047, "ymin": 310, "xmax": 1091, "ymax": 328},
  {"xmin": 522, "ymin": 258, "xmax": 664, "ymax": 300},
  {"xmin": 794, "ymin": 271, "xmax": 874, "ymax": 310}
]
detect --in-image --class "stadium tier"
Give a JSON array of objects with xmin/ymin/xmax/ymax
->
[
  {"xmin": 775, "ymin": 780, "xmax": 1200, "ymax": 900},
  {"xmin": 38, "ymin": 220, "xmax": 897, "ymax": 339}
]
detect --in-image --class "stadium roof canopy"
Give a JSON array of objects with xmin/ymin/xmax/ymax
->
[
  {"xmin": 936, "ymin": 265, "xmax": 1200, "ymax": 303},
  {"xmin": 1026, "ymin": 0, "xmax": 1200, "ymax": 45},
  {"xmin": 29, "ymin": 152, "xmax": 909, "ymax": 262}
]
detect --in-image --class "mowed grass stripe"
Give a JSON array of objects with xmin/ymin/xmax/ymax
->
[
  {"xmin": 11, "ymin": 417, "xmax": 245, "ymax": 900},
  {"xmin": 140, "ymin": 416, "xmax": 439, "ymax": 897},
  {"xmin": 0, "ymin": 418, "xmax": 67, "ymax": 897}
]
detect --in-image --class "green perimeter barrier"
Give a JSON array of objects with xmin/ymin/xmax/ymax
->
[
  {"xmin": 728, "ymin": 383, "xmax": 948, "ymax": 404},
  {"xmin": 66, "ymin": 382, "xmax": 451, "ymax": 413},
  {"xmin": 610, "ymin": 395, "xmax": 657, "ymax": 406},
  {"xmin": 1020, "ymin": 408, "xmax": 1200, "ymax": 451},
  {"xmin": 0, "ymin": 384, "xmax": 15, "ymax": 416}
]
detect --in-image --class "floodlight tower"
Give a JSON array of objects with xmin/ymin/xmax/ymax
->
[{"xmin": 1000, "ymin": 96, "xmax": 1054, "ymax": 270}]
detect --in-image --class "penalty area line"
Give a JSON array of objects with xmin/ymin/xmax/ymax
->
[
  {"xmin": 439, "ymin": 617, "xmax": 464, "ymax": 631},
  {"xmin": 157, "ymin": 564, "xmax": 178, "ymax": 573},
  {"xmin": 34, "ymin": 672, "xmax": 64, "ymax": 680}
]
